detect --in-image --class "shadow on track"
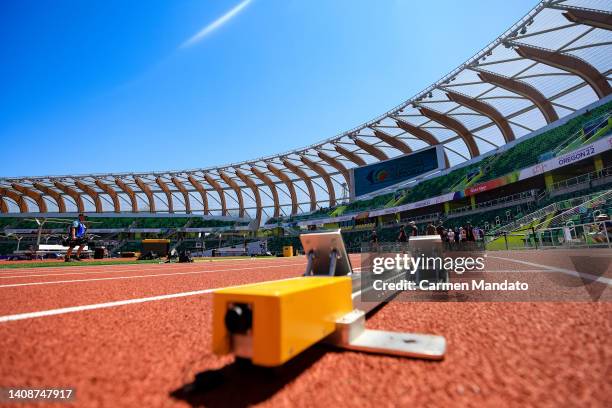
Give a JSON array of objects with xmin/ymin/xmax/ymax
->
[
  {"xmin": 170, "ymin": 345, "xmax": 333, "ymax": 408},
  {"xmin": 170, "ymin": 284, "xmax": 413, "ymax": 407}
]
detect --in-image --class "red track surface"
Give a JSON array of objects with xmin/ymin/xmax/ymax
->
[{"xmin": 0, "ymin": 251, "xmax": 610, "ymax": 407}]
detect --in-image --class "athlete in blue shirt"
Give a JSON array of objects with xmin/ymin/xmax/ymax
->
[{"xmin": 65, "ymin": 213, "xmax": 88, "ymax": 262}]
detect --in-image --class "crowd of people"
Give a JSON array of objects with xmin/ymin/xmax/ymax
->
[{"xmin": 369, "ymin": 220, "xmax": 486, "ymax": 246}]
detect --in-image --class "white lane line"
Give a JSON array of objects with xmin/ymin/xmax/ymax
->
[
  {"xmin": 480, "ymin": 269, "xmax": 548, "ymax": 272},
  {"xmin": 0, "ymin": 259, "xmax": 303, "ymax": 276},
  {"xmin": 0, "ymin": 262, "xmax": 305, "ymax": 289},
  {"xmin": 0, "ymin": 259, "xmax": 307, "ymax": 280},
  {"xmin": 0, "ymin": 288, "xmax": 218, "ymax": 323},
  {"xmin": 0, "ymin": 258, "xmax": 301, "ymax": 275},
  {"xmin": 487, "ymin": 256, "xmax": 612, "ymax": 286},
  {"xmin": 0, "ymin": 266, "xmax": 168, "ymax": 279},
  {"xmin": 0, "ymin": 275, "xmax": 308, "ymax": 323}
]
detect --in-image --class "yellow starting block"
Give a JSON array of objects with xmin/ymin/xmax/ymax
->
[
  {"xmin": 213, "ymin": 276, "xmax": 353, "ymax": 366},
  {"xmin": 211, "ymin": 230, "xmax": 446, "ymax": 367}
]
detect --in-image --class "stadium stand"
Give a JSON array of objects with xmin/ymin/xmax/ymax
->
[
  {"xmin": 480, "ymin": 102, "xmax": 612, "ymax": 182},
  {"xmin": 264, "ymin": 101, "xmax": 612, "ymax": 226}
]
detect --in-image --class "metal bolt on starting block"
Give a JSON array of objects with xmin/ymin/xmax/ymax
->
[{"xmin": 211, "ymin": 230, "xmax": 446, "ymax": 367}]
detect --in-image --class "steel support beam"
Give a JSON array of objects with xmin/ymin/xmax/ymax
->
[
  {"xmin": 115, "ymin": 178, "xmax": 138, "ymax": 212},
  {"xmin": 419, "ymin": 107, "xmax": 480, "ymax": 158},
  {"xmin": 477, "ymin": 70, "xmax": 559, "ymax": 124},
  {"xmin": 394, "ymin": 119, "xmax": 450, "ymax": 168},
  {"xmin": 12, "ymin": 183, "xmax": 47, "ymax": 213},
  {"xmin": 563, "ymin": 8, "xmax": 612, "ymax": 31},
  {"xmin": 172, "ymin": 177, "xmax": 191, "ymax": 214},
  {"xmin": 267, "ymin": 163, "xmax": 298, "ymax": 216},
  {"xmin": 187, "ymin": 175, "xmax": 209, "ymax": 215},
  {"xmin": 300, "ymin": 156, "xmax": 336, "ymax": 207},
  {"xmin": 235, "ymin": 169, "xmax": 262, "ymax": 228},
  {"xmin": 353, "ymin": 138, "xmax": 389, "ymax": 161},
  {"xmin": 219, "ymin": 172, "xmax": 245, "ymax": 218},
  {"xmin": 334, "ymin": 145, "xmax": 366, "ymax": 167},
  {"xmin": 134, "ymin": 177, "xmax": 155, "ymax": 213},
  {"xmin": 446, "ymin": 90, "xmax": 515, "ymax": 142},
  {"xmin": 33, "ymin": 182, "xmax": 66, "ymax": 213},
  {"xmin": 75, "ymin": 181, "xmax": 103, "ymax": 213},
  {"xmin": 155, "ymin": 177, "xmax": 174, "ymax": 213},
  {"xmin": 282, "ymin": 159, "xmax": 317, "ymax": 212},
  {"xmin": 515, "ymin": 45, "xmax": 611, "ymax": 99},
  {"xmin": 373, "ymin": 129, "xmax": 412, "ymax": 154},
  {"xmin": 204, "ymin": 174, "xmax": 227, "ymax": 216},
  {"xmin": 95, "ymin": 180, "xmax": 121, "ymax": 213},
  {"xmin": 251, "ymin": 167, "xmax": 280, "ymax": 218},
  {"xmin": 316, "ymin": 151, "xmax": 351, "ymax": 188},
  {"xmin": 0, "ymin": 187, "xmax": 27, "ymax": 212},
  {"xmin": 53, "ymin": 181, "xmax": 84, "ymax": 213}
]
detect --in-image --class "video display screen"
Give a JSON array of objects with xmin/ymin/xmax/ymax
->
[{"xmin": 352, "ymin": 146, "xmax": 442, "ymax": 197}]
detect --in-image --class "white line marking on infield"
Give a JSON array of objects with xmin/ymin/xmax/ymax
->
[
  {"xmin": 487, "ymin": 256, "xmax": 612, "ymax": 286},
  {"xmin": 0, "ymin": 263, "xmax": 305, "ymax": 288}
]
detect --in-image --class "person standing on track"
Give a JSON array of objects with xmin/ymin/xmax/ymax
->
[
  {"xmin": 447, "ymin": 228, "xmax": 455, "ymax": 246},
  {"xmin": 370, "ymin": 229, "xmax": 379, "ymax": 244},
  {"xmin": 397, "ymin": 225, "xmax": 408, "ymax": 243},
  {"xmin": 65, "ymin": 213, "xmax": 88, "ymax": 262},
  {"xmin": 407, "ymin": 221, "xmax": 419, "ymax": 236},
  {"xmin": 426, "ymin": 222, "xmax": 436, "ymax": 235}
]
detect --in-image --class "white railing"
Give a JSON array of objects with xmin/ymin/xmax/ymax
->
[
  {"xmin": 535, "ymin": 189, "xmax": 612, "ymax": 229},
  {"xmin": 489, "ymin": 193, "xmax": 598, "ymax": 235},
  {"xmin": 533, "ymin": 221, "xmax": 611, "ymax": 249},
  {"xmin": 447, "ymin": 190, "xmax": 537, "ymax": 218},
  {"xmin": 549, "ymin": 165, "xmax": 612, "ymax": 192}
]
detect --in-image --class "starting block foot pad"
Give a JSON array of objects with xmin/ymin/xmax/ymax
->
[
  {"xmin": 326, "ymin": 309, "xmax": 446, "ymax": 360},
  {"xmin": 338, "ymin": 330, "xmax": 446, "ymax": 360}
]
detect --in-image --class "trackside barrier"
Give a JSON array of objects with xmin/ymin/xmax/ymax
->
[
  {"xmin": 485, "ymin": 221, "xmax": 612, "ymax": 250},
  {"xmin": 534, "ymin": 222, "xmax": 611, "ymax": 249},
  {"xmin": 534, "ymin": 189, "xmax": 612, "ymax": 229}
]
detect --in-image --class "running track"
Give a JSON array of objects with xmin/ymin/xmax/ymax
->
[{"xmin": 0, "ymin": 251, "xmax": 610, "ymax": 407}]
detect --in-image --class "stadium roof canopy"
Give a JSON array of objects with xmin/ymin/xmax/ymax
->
[{"xmin": 1, "ymin": 0, "xmax": 611, "ymax": 227}]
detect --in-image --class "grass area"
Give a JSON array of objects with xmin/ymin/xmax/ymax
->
[
  {"xmin": 0, "ymin": 259, "xmax": 159, "ymax": 269},
  {"xmin": 194, "ymin": 256, "xmax": 278, "ymax": 262},
  {"xmin": 485, "ymin": 223, "xmax": 538, "ymax": 250},
  {"xmin": 486, "ymin": 233, "xmax": 530, "ymax": 250}
]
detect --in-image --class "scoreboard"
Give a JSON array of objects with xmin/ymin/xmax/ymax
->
[{"xmin": 350, "ymin": 145, "xmax": 444, "ymax": 198}]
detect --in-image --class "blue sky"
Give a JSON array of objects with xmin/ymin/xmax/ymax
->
[{"xmin": 0, "ymin": 0, "xmax": 537, "ymax": 177}]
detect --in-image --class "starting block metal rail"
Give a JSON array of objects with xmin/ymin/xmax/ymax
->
[{"xmin": 212, "ymin": 230, "xmax": 446, "ymax": 367}]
